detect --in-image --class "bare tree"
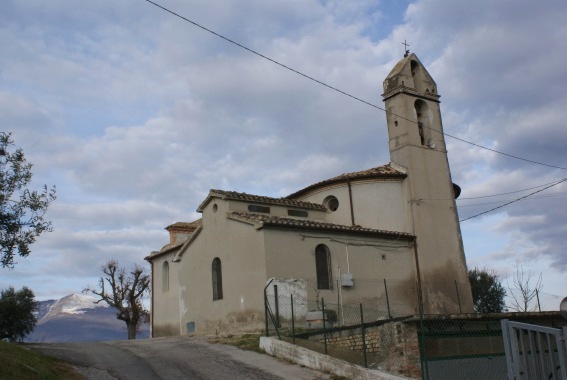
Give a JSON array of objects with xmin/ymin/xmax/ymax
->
[
  {"xmin": 508, "ymin": 260, "xmax": 543, "ymax": 312},
  {"xmin": 84, "ymin": 260, "xmax": 150, "ymax": 339}
]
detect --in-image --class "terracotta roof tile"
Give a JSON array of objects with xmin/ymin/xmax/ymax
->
[
  {"xmin": 210, "ymin": 189, "xmax": 327, "ymax": 211},
  {"xmin": 228, "ymin": 212, "xmax": 414, "ymax": 240},
  {"xmin": 287, "ymin": 164, "xmax": 406, "ymax": 199},
  {"xmin": 165, "ymin": 220, "xmax": 202, "ymax": 232}
]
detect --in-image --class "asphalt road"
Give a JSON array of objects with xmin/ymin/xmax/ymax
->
[{"xmin": 28, "ymin": 336, "xmax": 332, "ymax": 380}]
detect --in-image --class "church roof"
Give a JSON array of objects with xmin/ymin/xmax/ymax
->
[
  {"xmin": 287, "ymin": 163, "xmax": 406, "ymax": 199},
  {"xmin": 197, "ymin": 189, "xmax": 327, "ymax": 212},
  {"xmin": 384, "ymin": 53, "xmax": 418, "ymax": 83},
  {"xmin": 382, "ymin": 53, "xmax": 440, "ymax": 102},
  {"xmin": 227, "ymin": 212, "xmax": 414, "ymax": 240},
  {"xmin": 165, "ymin": 220, "xmax": 202, "ymax": 232}
]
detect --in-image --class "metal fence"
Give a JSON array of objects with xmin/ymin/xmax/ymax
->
[
  {"xmin": 263, "ymin": 278, "xmax": 513, "ymax": 380},
  {"xmin": 264, "ymin": 291, "xmax": 419, "ymax": 377},
  {"xmin": 263, "ymin": 277, "xmax": 472, "ymax": 320},
  {"xmin": 263, "ymin": 277, "xmax": 567, "ymax": 379},
  {"xmin": 501, "ymin": 319, "xmax": 567, "ymax": 379},
  {"xmin": 419, "ymin": 318, "xmax": 506, "ymax": 380}
]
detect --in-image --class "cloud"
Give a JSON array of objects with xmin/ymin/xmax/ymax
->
[
  {"xmin": 1, "ymin": 0, "xmax": 566, "ymax": 302},
  {"xmin": 397, "ymin": 0, "xmax": 567, "ymax": 280}
]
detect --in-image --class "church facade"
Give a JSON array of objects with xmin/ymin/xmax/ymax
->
[{"xmin": 146, "ymin": 53, "xmax": 474, "ymax": 337}]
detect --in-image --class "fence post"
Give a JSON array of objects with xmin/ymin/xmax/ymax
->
[
  {"xmin": 337, "ymin": 279, "xmax": 341, "ymax": 325},
  {"xmin": 291, "ymin": 293, "xmax": 295, "ymax": 345},
  {"xmin": 360, "ymin": 303, "xmax": 368, "ymax": 368},
  {"xmin": 384, "ymin": 278, "xmax": 392, "ymax": 319},
  {"xmin": 322, "ymin": 298, "xmax": 328, "ymax": 355},
  {"xmin": 264, "ymin": 290, "xmax": 269, "ymax": 337},
  {"xmin": 454, "ymin": 280, "xmax": 462, "ymax": 314},
  {"xmin": 274, "ymin": 285, "xmax": 280, "ymax": 328}
]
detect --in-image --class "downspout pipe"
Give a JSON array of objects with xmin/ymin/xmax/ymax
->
[
  {"xmin": 412, "ymin": 238, "xmax": 424, "ymax": 316},
  {"xmin": 347, "ymin": 181, "xmax": 355, "ymax": 226}
]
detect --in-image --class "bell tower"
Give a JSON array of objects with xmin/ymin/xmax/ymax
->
[{"xmin": 382, "ymin": 53, "xmax": 473, "ymax": 314}]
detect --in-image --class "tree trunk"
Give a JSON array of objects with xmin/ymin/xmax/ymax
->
[{"xmin": 126, "ymin": 322, "xmax": 137, "ymax": 340}]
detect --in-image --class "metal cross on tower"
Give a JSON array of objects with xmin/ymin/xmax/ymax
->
[{"xmin": 402, "ymin": 40, "xmax": 410, "ymax": 57}]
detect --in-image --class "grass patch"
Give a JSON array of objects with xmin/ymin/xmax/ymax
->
[
  {"xmin": 209, "ymin": 333, "xmax": 264, "ymax": 353},
  {"xmin": 0, "ymin": 341, "xmax": 82, "ymax": 380}
]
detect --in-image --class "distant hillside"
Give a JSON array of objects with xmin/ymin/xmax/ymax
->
[{"xmin": 26, "ymin": 293, "xmax": 149, "ymax": 343}]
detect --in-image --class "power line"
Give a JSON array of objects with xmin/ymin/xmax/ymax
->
[
  {"xmin": 459, "ymin": 178, "xmax": 567, "ymax": 222},
  {"xmin": 458, "ymin": 190, "xmax": 567, "ymax": 208},
  {"xmin": 144, "ymin": 0, "xmax": 567, "ymax": 171},
  {"xmin": 458, "ymin": 179, "xmax": 567, "ymax": 199},
  {"xmin": 417, "ymin": 178, "xmax": 567, "ymax": 201}
]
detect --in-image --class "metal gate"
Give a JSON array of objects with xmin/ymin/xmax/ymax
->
[{"xmin": 501, "ymin": 319, "xmax": 567, "ymax": 379}]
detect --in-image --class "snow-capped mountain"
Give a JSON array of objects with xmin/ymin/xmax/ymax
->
[
  {"xmin": 26, "ymin": 293, "xmax": 149, "ymax": 343},
  {"xmin": 38, "ymin": 293, "xmax": 108, "ymax": 319}
]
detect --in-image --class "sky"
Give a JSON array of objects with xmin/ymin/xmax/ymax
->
[{"xmin": 1, "ymin": 0, "xmax": 566, "ymax": 311}]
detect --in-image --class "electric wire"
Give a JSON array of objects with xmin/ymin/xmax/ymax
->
[
  {"xmin": 457, "ymin": 190, "xmax": 567, "ymax": 208},
  {"xmin": 144, "ymin": 0, "xmax": 567, "ymax": 171},
  {"xmin": 146, "ymin": 1, "xmax": 567, "ymax": 219},
  {"xmin": 458, "ymin": 179, "xmax": 567, "ymax": 199},
  {"xmin": 299, "ymin": 234, "xmax": 413, "ymax": 249},
  {"xmin": 459, "ymin": 178, "xmax": 567, "ymax": 222},
  {"xmin": 416, "ymin": 178, "xmax": 567, "ymax": 201}
]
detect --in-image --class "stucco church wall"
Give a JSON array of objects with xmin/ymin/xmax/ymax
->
[
  {"xmin": 151, "ymin": 253, "xmax": 181, "ymax": 337},
  {"xmin": 384, "ymin": 71, "xmax": 473, "ymax": 314},
  {"xmin": 296, "ymin": 181, "xmax": 411, "ymax": 233},
  {"xmin": 178, "ymin": 199, "xmax": 268, "ymax": 335},
  {"xmin": 227, "ymin": 199, "xmax": 327, "ymax": 221},
  {"xmin": 405, "ymin": 149, "xmax": 473, "ymax": 313},
  {"xmin": 350, "ymin": 181, "xmax": 410, "ymax": 232},
  {"xmin": 263, "ymin": 229, "xmax": 417, "ymax": 318},
  {"xmin": 297, "ymin": 186, "xmax": 351, "ymax": 226}
]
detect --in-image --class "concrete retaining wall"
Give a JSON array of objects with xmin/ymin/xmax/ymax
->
[{"xmin": 259, "ymin": 337, "xmax": 410, "ymax": 380}]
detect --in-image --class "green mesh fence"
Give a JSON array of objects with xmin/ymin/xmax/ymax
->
[
  {"xmin": 418, "ymin": 318, "xmax": 506, "ymax": 380},
  {"xmin": 265, "ymin": 291, "xmax": 421, "ymax": 378},
  {"xmin": 264, "ymin": 278, "xmax": 508, "ymax": 380}
]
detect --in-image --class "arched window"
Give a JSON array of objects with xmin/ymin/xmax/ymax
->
[
  {"xmin": 315, "ymin": 244, "xmax": 332, "ymax": 290},
  {"xmin": 162, "ymin": 261, "xmax": 169, "ymax": 292},
  {"xmin": 212, "ymin": 258, "xmax": 223, "ymax": 300},
  {"xmin": 410, "ymin": 60, "xmax": 426, "ymax": 93},
  {"xmin": 414, "ymin": 99, "xmax": 430, "ymax": 146}
]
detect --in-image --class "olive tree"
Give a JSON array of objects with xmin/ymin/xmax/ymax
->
[
  {"xmin": 0, "ymin": 286, "xmax": 38, "ymax": 342},
  {"xmin": 468, "ymin": 267, "xmax": 507, "ymax": 313},
  {"xmin": 0, "ymin": 133, "xmax": 56, "ymax": 268},
  {"xmin": 84, "ymin": 260, "xmax": 150, "ymax": 339}
]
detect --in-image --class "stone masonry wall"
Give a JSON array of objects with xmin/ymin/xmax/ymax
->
[{"xmin": 313, "ymin": 321, "xmax": 421, "ymax": 379}]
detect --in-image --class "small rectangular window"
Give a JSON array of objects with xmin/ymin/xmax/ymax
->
[
  {"xmin": 248, "ymin": 205, "xmax": 270, "ymax": 213},
  {"xmin": 287, "ymin": 209, "xmax": 308, "ymax": 217}
]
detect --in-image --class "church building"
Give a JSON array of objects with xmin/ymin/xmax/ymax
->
[{"xmin": 146, "ymin": 53, "xmax": 474, "ymax": 337}]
